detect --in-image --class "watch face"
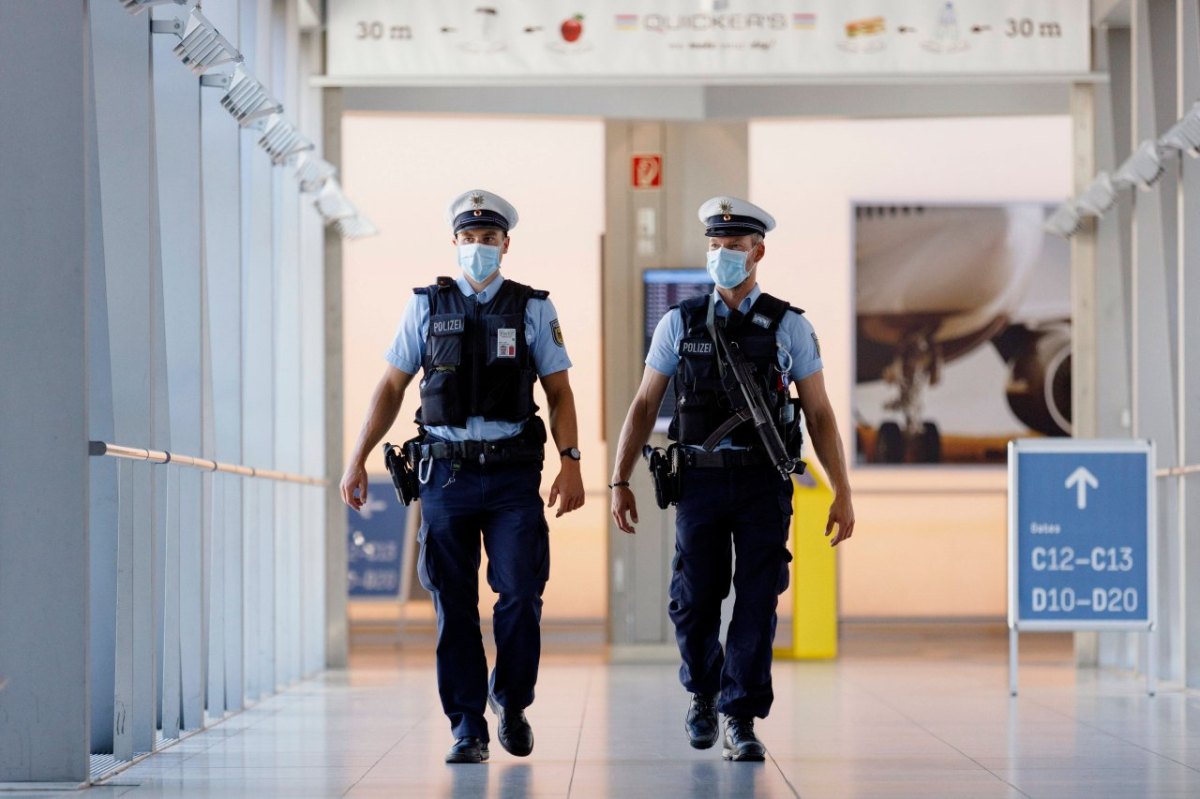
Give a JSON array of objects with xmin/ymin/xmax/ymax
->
[{"xmin": 563, "ymin": 447, "xmax": 581, "ymax": 460}]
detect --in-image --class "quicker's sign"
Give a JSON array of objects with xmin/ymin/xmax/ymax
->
[{"xmin": 327, "ymin": 0, "xmax": 1090, "ymax": 80}]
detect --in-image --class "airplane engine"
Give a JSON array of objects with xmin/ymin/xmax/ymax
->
[{"xmin": 998, "ymin": 321, "xmax": 1072, "ymax": 437}]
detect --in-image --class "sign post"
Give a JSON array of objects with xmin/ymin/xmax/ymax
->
[{"xmin": 1008, "ymin": 439, "xmax": 1156, "ymax": 696}]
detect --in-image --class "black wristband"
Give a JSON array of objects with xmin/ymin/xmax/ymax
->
[{"xmin": 608, "ymin": 480, "xmax": 630, "ymax": 489}]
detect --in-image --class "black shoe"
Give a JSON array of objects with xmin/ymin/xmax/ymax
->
[
  {"xmin": 685, "ymin": 694, "xmax": 720, "ymax": 749},
  {"xmin": 445, "ymin": 736, "xmax": 489, "ymax": 764},
  {"xmin": 722, "ymin": 716, "xmax": 766, "ymax": 762},
  {"xmin": 488, "ymin": 694, "xmax": 534, "ymax": 757}
]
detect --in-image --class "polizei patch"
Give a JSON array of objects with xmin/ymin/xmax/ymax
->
[
  {"xmin": 751, "ymin": 313, "xmax": 772, "ymax": 329},
  {"xmin": 680, "ymin": 340, "xmax": 714, "ymax": 355},
  {"xmin": 497, "ymin": 328, "xmax": 517, "ymax": 358},
  {"xmin": 432, "ymin": 317, "xmax": 464, "ymax": 334}
]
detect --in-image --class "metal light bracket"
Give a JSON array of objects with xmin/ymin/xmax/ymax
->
[
  {"xmin": 220, "ymin": 65, "xmax": 284, "ymax": 128},
  {"xmin": 258, "ymin": 115, "xmax": 314, "ymax": 165},
  {"xmin": 122, "ymin": 0, "xmax": 185, "ymax": 16},
  {"xmin": 296, "ymin": 154, "xmax": 337, "ymax": 193},
  {"xmin": 1076, "ymin": 172, "xmax": 1117, "ymax": 217},
  {"xmin": 172, "ymin": 9, "xmax": 243, "ymax": 75}
]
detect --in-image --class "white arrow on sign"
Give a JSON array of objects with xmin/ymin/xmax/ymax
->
[{"xmin": 1065, "ymin": 466, "xmax": 1099, "ymax": 510}]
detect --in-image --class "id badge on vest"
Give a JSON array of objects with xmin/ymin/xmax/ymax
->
[{"xmin": 497, "ymin": 327, "xmax": 517, "ymax": 358}]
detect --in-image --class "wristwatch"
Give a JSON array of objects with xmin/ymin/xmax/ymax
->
[{"xmin": 560, "ymin": 447, "xmax": 582, "ymax": 461}]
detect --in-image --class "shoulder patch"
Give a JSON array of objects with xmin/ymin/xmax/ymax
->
[
  {"xmin": 551, "ymin": 318, "xmax": 564, "ymax": 347},
  {"xmin": 811, "ymin": 331, "xmax": 821, "ymax": 358}
]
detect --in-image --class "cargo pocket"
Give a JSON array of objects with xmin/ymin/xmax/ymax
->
[
  {"xmin": 675, "ymin": 391, "xmax": 718, "ymax": 445},
  {"xmin": 418, "ymin": 369, "xmax": 461, "ymax": 426},
  {"xmin": 777, "ymin": 481, "xmax": 795, "ymax": 517},
  {"xmin": 428, "ymin": 314, "xmax": 464, "ymax": 366},
  {"xmin": 776, "ymin": 549, "xmax": 793, "ymax": 595},
  {"xmin": 510, "ymin": 368, "xmax": 536, "ymax": 418},
  {"xmin": 667, "ymin": 547, "xmax": 686, "ymax": 609},
  {"xmin": 535, "ymin": 515, "xmax": 551, "ymax": 587},
  {"xmin": 416, "ymin": 523, "xmax": 439, "ymax": 594}
]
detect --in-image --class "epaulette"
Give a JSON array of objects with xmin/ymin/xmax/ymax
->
[
  {"xmin": 529, "ymin": 288, "xmax": 550, "ymax": 300},
  {"xmin": 751, "ymin": 293, "xmax": 790, "ymax": 323},
  {"xmin": 413, "ymin": 276, "xmax": 456, "ymax": 295}
]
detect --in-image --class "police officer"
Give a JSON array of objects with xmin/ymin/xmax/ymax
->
[
  {"xmin": 341, "ymin": 190, "xmax": 585, "ymax": 764},
  {"xmin": 610, "ymin": 196, "xmax": 855, "ymax": 761}
]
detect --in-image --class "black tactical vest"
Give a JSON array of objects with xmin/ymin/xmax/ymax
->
[
  {"xmin": 414, "ymin": 277, "xmax": 547, "ymax": 428},
  {"xmin": 669, "ymin": 292, "xmax": 805, "ymax": 453}
]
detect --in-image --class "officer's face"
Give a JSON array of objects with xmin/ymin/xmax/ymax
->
[
  {"xmin": 708, "ymin": 234, "xmax": 764, "ymax": 266},
  {"xmin": 454, "ymin": 227, "xmax": 510, "ymax": 258}
]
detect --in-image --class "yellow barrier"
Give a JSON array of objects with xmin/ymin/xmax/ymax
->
[{"xmin": 774, "ymin": 468, "xmax": 838, "ymax": 659}]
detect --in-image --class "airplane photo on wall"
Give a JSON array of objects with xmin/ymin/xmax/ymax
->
[{"xmin": 852, "ymin": 202, "xmax": 1071, "ymax": 466}]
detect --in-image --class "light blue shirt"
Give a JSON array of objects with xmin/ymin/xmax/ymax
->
[
  {"xmin": 386, "ymin": 273, "xmax": 572, "ymax": 441},
  {"xmin": 645, "ymin": 284, "xmax": 822, "ymax": 449}
]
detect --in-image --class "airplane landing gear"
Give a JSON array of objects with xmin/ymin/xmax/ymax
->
[
  {"xmin": 874, "ymin": 421, "xmax": 941, "ymax": 464},
  {"xmin": 876, "ymin": 421, "xmax": 905, "ymax": 463},
  {"xmin": 876, "ymin": 330, "xmax": 943, "ymax": 464}
]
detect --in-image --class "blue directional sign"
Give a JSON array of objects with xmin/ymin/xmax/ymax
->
[
  {"xmin": 347, "ymin": 480, "xmax": 408, "ymax": 598},
  {"xmin": 1009, "ymin": 439, "xmax": 1155, "ymax": 630}
]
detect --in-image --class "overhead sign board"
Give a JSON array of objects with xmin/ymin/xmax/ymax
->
[
  {"xmin": 327, "ymin": 0, "xmax": 1091, "ymax": 80},
  {"xmin": 1008, "ymin": 439, "xmax": 1155, "ymax": 631}
]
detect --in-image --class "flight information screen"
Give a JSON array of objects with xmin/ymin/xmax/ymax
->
[{"xmin": 643, "ymin": 269, "xmax": 713, "ymax": 429}]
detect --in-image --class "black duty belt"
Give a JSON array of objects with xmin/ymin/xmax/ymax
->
[
  {"xmin": 680, "ymin": 448, "xmax": 770, "ymax": 469},
  {"xmin": 417, "ymin": 439, "xmax": 544, "ymax": 465}
]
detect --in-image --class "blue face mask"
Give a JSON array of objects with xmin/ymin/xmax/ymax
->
[
  {"xmin": 457, "ymin": 242, "xmax": 501, "ymax": 283},
  {"xmin": 706, "ymin": 246, "xmax": 751, "ymax": 290}
]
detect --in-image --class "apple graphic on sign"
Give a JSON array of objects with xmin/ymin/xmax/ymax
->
[{"xmin": 561, "ymin": 14, "xmax": 584, "ymax": 43}]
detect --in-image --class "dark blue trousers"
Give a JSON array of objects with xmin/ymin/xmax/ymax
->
[
  {"xmin": 669, "ymin": 463, "xmax": 793, "ymax": 719},
  {"xmin": 416, "ymin": 457, "xmax": 549, "ymax": 741}
]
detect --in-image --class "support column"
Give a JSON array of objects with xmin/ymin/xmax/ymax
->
[
  {"xmin": 1094, "ymin": 25, "xmax": 1137, "ymax": 673},
  {"xmin": 1070, "ymin": 79, "xmax": 1099, "ymax": 667},
  {"xmin": 604, "ymin": 121, "xmax": 749, "ymax": 651},
  {"xmin": 0, "ymin": 1, "xmax": 91, "ymax": 784},
  {"xmin": 1177, "ymin": 0, "xmax": 1200, "ymax": 690},
  {"xmin": 1131, "ymin": 0, "xmax": 1182, "ymax": 682},
  {"xmin": 323, "ymin": 87, "xmax": 349, "ymax": 669}
]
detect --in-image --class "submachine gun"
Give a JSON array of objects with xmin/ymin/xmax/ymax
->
[{"xmin": 703, "ymin": 320, "xmax": 803, "ymax": 481}]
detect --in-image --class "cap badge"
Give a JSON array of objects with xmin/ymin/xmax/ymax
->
[
  {"xmin": 470, "ymin": 192, "xmax": 485, "ymax": 207},
  {"xmin": 719, "ymin": 199, "xmax": 733, "ymax": 221}
]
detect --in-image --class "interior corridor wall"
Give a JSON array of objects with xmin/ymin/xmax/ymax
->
[
  {"xmin": 341, "ymin": 114, "xmax": 607, "ymax": 619},
  {"xmin": 749, "ymin": 116, "xmax": 1073, "ymax": 618}
]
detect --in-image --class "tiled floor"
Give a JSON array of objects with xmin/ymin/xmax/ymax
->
[{"xmin": 25, "ymin": 625, "xmax": 1200, "ymax": 798}]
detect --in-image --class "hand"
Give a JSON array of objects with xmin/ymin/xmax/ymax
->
[
  {"xmin": 825, "ymin": 491, "xmax": 855, "ymax": 546},
  {"xmin": 611, "ymin": 485, "xmax": 638, "ymax": 534},
  {"xmin": 340, "ymin": 462, "xmax": 369, "ymax": 511},
  {"xmin": 548, "ymin": 465, "xmax": 585, "ymax": 518}
]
